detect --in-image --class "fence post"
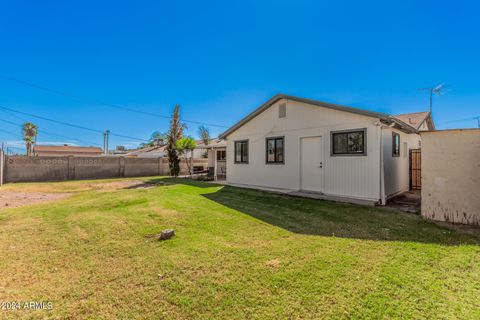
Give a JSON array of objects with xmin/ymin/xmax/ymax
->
[
  {"xmin": 67, "ymin": 156, "xmax": 75, "ymax": 180},
  {"xmin": 119, "ymin": 157, "xmax": 125, "ymax": 177},
  {"xmin": 0, "ymin": 145, "xmax": 4, "ymax": 187}
]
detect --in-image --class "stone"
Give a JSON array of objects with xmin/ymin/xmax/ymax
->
[{"xmin": 158, "ymin": 229, "xmax": 175, "ymax": 241}]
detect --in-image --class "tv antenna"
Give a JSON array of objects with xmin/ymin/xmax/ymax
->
[{"xmin": 418, "ymin": 83, "xmax": 448, "ymax": 114}]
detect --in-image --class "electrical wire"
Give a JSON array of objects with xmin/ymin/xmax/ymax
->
[
  {"xmin": 0, "ymin": 105, "xmax": 148, "ymax": 142},
  {"xmin": 0, "ymin": 74, "xmax": 229, "ymax": 128},
  {"xmin": 0, "ymin": 118, "xmax": 102, "ymax": 147}
]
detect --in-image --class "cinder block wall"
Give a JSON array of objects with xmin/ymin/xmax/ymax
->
[
  {"xmin": 3, "ymin": 156, "xmax": 208, "ymax": 183},
  {"xmin": 421, "ymin": 129, "xmax": 480, "ymax": 226}
]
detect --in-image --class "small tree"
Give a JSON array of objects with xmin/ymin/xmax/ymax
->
[
  {"xmin": 176, "ymin": 137, "xmax": 197, "ymax": 176},
  {"xmin": 166, "ymin": 105, "xmax": 186, "ymax": 177},
  {"xmin": 139, "ymin": 131, "xmax": 167, "ymax": 148},
  {"xmin": 198, "ymin": 125, "xmax": 210, "ymax": 158},
  {"xmin": 22, "ymin": 122, "xmax": 38, "ymax": 156}
]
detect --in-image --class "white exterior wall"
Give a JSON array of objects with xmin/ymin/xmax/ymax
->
[
  {"xmin": 225, "ymin": 99, "xmax": 383, "ymax": 201},
  {"xmin": 382, "ymin": 128, "xmax": 421, "ymax": 197}
]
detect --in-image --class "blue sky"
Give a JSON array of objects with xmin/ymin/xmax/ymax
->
[{"xmin": 1, "ymin": 0, "xmax": 479, "ymax": 152}]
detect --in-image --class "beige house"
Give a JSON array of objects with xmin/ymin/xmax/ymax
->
[
  {"xmin": 203, "ymin": 139, "xmax": 227, "ymax": 180},
  {"xmin": 421, "ymin": 129, "xmax": 480, "ymax": 226},
  {"xmin": 125, "ymin": 141, "xmax": 207, "ymax": 159},
  {"xmin": 33, "ymin": 145, "xmax": 103, "ymax": 157},
  {"xmin": 219, "ymin": 94, "xmax": 434, "ymax": 205},
  {"xmin": 393, "ymin": 111, "xmax": 435, "ymax": 132}
]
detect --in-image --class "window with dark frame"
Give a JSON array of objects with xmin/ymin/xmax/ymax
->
[
  {"xmin": 266, "ymin": 137, "xmax": 284, "ymax": 164},
  {"xmin": 392, "ymin": 132, "xmax": 400, "ymax": 157},
  {"xmin": 216, "ymin": 150, "xmax": 226, "ymax": 161},
  {"xmin": 331, "ymin": 129, "xmax": 366, "ymax": 156},
  {"xmin": 234, "ymin": 140, "xmax": 248, "ymax": 163}
]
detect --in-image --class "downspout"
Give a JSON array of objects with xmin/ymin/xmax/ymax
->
[{"xmin": 378, "ymin": 122, "xmax": 386, "ymax": 205}]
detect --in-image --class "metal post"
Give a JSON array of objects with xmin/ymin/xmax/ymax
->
[
  {"xmin": 190, "ymin": 149, "xmax": 193, "ymax": 176},
  {"xmin": 103, "ymin": 130, "xmax": 110, "ymax": 155},
  {"xmin": 429, "ymin": 89, "xmax": 433, "ymax": 114}
]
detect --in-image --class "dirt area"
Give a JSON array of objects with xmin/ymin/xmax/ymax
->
[
  {"xmin": 0, "ymin": 192, "xmax": 72, "ymax": 211},
  {"xmin": 92, "ymin": 180, "xmax": 155, "ymax": 191},
  {"xmin": 387, "ymin": 190, "xmax": 421, "ymax": 214}
]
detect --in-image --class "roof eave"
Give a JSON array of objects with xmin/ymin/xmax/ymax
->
[{"xmin": 219, "ymin": 94, "xmax": 389, "ymax": 139}]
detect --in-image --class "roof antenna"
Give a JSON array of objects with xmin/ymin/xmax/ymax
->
[{"xmin": 418, "ymin": 83, "xmax": 448, "ymax": 114}]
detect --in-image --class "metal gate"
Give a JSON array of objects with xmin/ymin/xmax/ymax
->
[{"xmin": 409, "ymin": 149, "xmax": 421, "ymax": 190}]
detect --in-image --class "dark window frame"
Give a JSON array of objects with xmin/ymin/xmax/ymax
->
[
  {"xmin": 392, "ymin": 132, "xmax": 400, "ymax": 157},
  {"xmin": 234, "ymin": 140, "xmax": 249, "ymax": 164},
  {"xmin": 330, "ymin": 128, "xmax": 367, "ymax": 156},
  {"xmin": 265, "ymin": 136, "xmax": 285, "ymax": 164},
  {"xmin": 216, "ymin": 150, "xmax": 226, "ymax": 161}
]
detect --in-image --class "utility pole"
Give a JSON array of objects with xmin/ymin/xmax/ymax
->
[{"xmin": 103, "ymin": 130, "xmax": 110, "ymax": 155}]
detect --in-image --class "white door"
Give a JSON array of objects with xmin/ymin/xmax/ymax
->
[{"xmin": 300, "ymin": 136, "xmax": 324, "ymax": 192}]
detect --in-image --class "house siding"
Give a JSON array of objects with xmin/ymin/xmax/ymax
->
[
  {"xmin": 382, "ymin": 128, "xmax": 421, "ymax": 197},
  {"xmin": 225, "ymin": 99, "xmax": 382, "ymax": 201}
]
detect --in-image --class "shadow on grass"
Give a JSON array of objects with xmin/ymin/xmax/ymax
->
[
  {"xmin": 200, "ymin": 185, "xmax": 480, "ymax": 246},
  {"xmin": 144, "ymin": 177, "xmax": 219, "ymax": 188}
]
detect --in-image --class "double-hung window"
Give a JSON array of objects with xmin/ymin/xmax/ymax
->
[
  {"xmin": 266, "ymin": 137, "xmax": 284, "ymax": 164},
  {"xmin": 234, "ymin": 140, "xmax": 248, "ymax": 163}
]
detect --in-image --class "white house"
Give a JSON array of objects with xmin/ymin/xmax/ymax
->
[{"xmin": 219, "ymin": 94, "xmax": 434, "ymax": 205}]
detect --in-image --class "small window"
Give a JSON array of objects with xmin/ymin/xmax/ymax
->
[
  {"xmin": 217, "ymin": 150, "xmax": 226, "ymax": 161},
  {"xmin": 392, "ymin": 133, "xmax": 400, "ymax": 157},
  {"xmin": 234, "ymin": 140, "xmax": 248, "ymax": 163},
  {"xmin": 279, "ymin": 103, "xmax": 286, "ymax": 118},
  {"xmin": 403, "ymin": 142, "xmax": 407, "ymax": 158},
  {"xmin": 331, "ymin": 129, "xmax": 366, "ymax": 156},
  {"xmin": 266, "ymin": 137, "xmax": 284, "ymax": 164}
]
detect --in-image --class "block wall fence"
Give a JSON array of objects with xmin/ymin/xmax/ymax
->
[{"xmin": 2, "ymin": 156, "xmax": 208, "ymax": 183}]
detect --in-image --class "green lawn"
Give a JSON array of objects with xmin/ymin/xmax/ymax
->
[{"xmin": 0, "ymin": 177, "xmax": 479, "ymax": 319}]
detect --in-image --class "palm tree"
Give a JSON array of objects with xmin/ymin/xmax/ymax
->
[
  {"xmin": 22, "ymin": 122, "xmax": 38, "ymax": 156},
  {"xmin": 198, "ymin": 125, "xmax": 210, "ymax": 146},
  {"xmin": 166, "ymin": 105, "xmax": 186, "ymax": 176},
  {"xmin": 198, "ymin": 125, "xmax": 210, "ymax": 158}
]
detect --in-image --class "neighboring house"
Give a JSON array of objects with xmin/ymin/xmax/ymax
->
[
  {"xmin": 125, "ymin": 141, "xmax": 207, "ymax": 158},
  {"xmin": 393, "ymin": 111, "xmax": 435, "ymax": 132},
  {"xmin": 124, "ymin": 145, "xmax": 168, "ymax": 158},
  {"xmin": 33, "ymin": 145, "xmax": 103, "ymax": 157},
  {"xmin": 219, "ymin": 94, "xmax": 433, "ymax": 205},
  {"xmin": 202, "ymin": 139, "xmax": 227, "ymax": 179}
]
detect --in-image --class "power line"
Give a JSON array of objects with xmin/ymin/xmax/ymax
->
[
  {"xmin": 0, "ymin": 74, "xmax": 229, "ymax": 128},
  {"xmin": 0, "ymin": 104, "xmax": 148, "ymax": 142},
  {"xmin": 0, "ymin": 127, "xmax": 22, "ymax": 138},
  {"xmin": 0, "ymin": 117, "xmax": 102, "ymax": 147},
  {"xmin": 438, "ymin": 116, "xmax": 480, "ymax": 125}
]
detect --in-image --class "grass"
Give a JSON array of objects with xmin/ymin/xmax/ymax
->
[{"xmin": 0, "ymin": 177, "xmax": 479, "ymax": 319}]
